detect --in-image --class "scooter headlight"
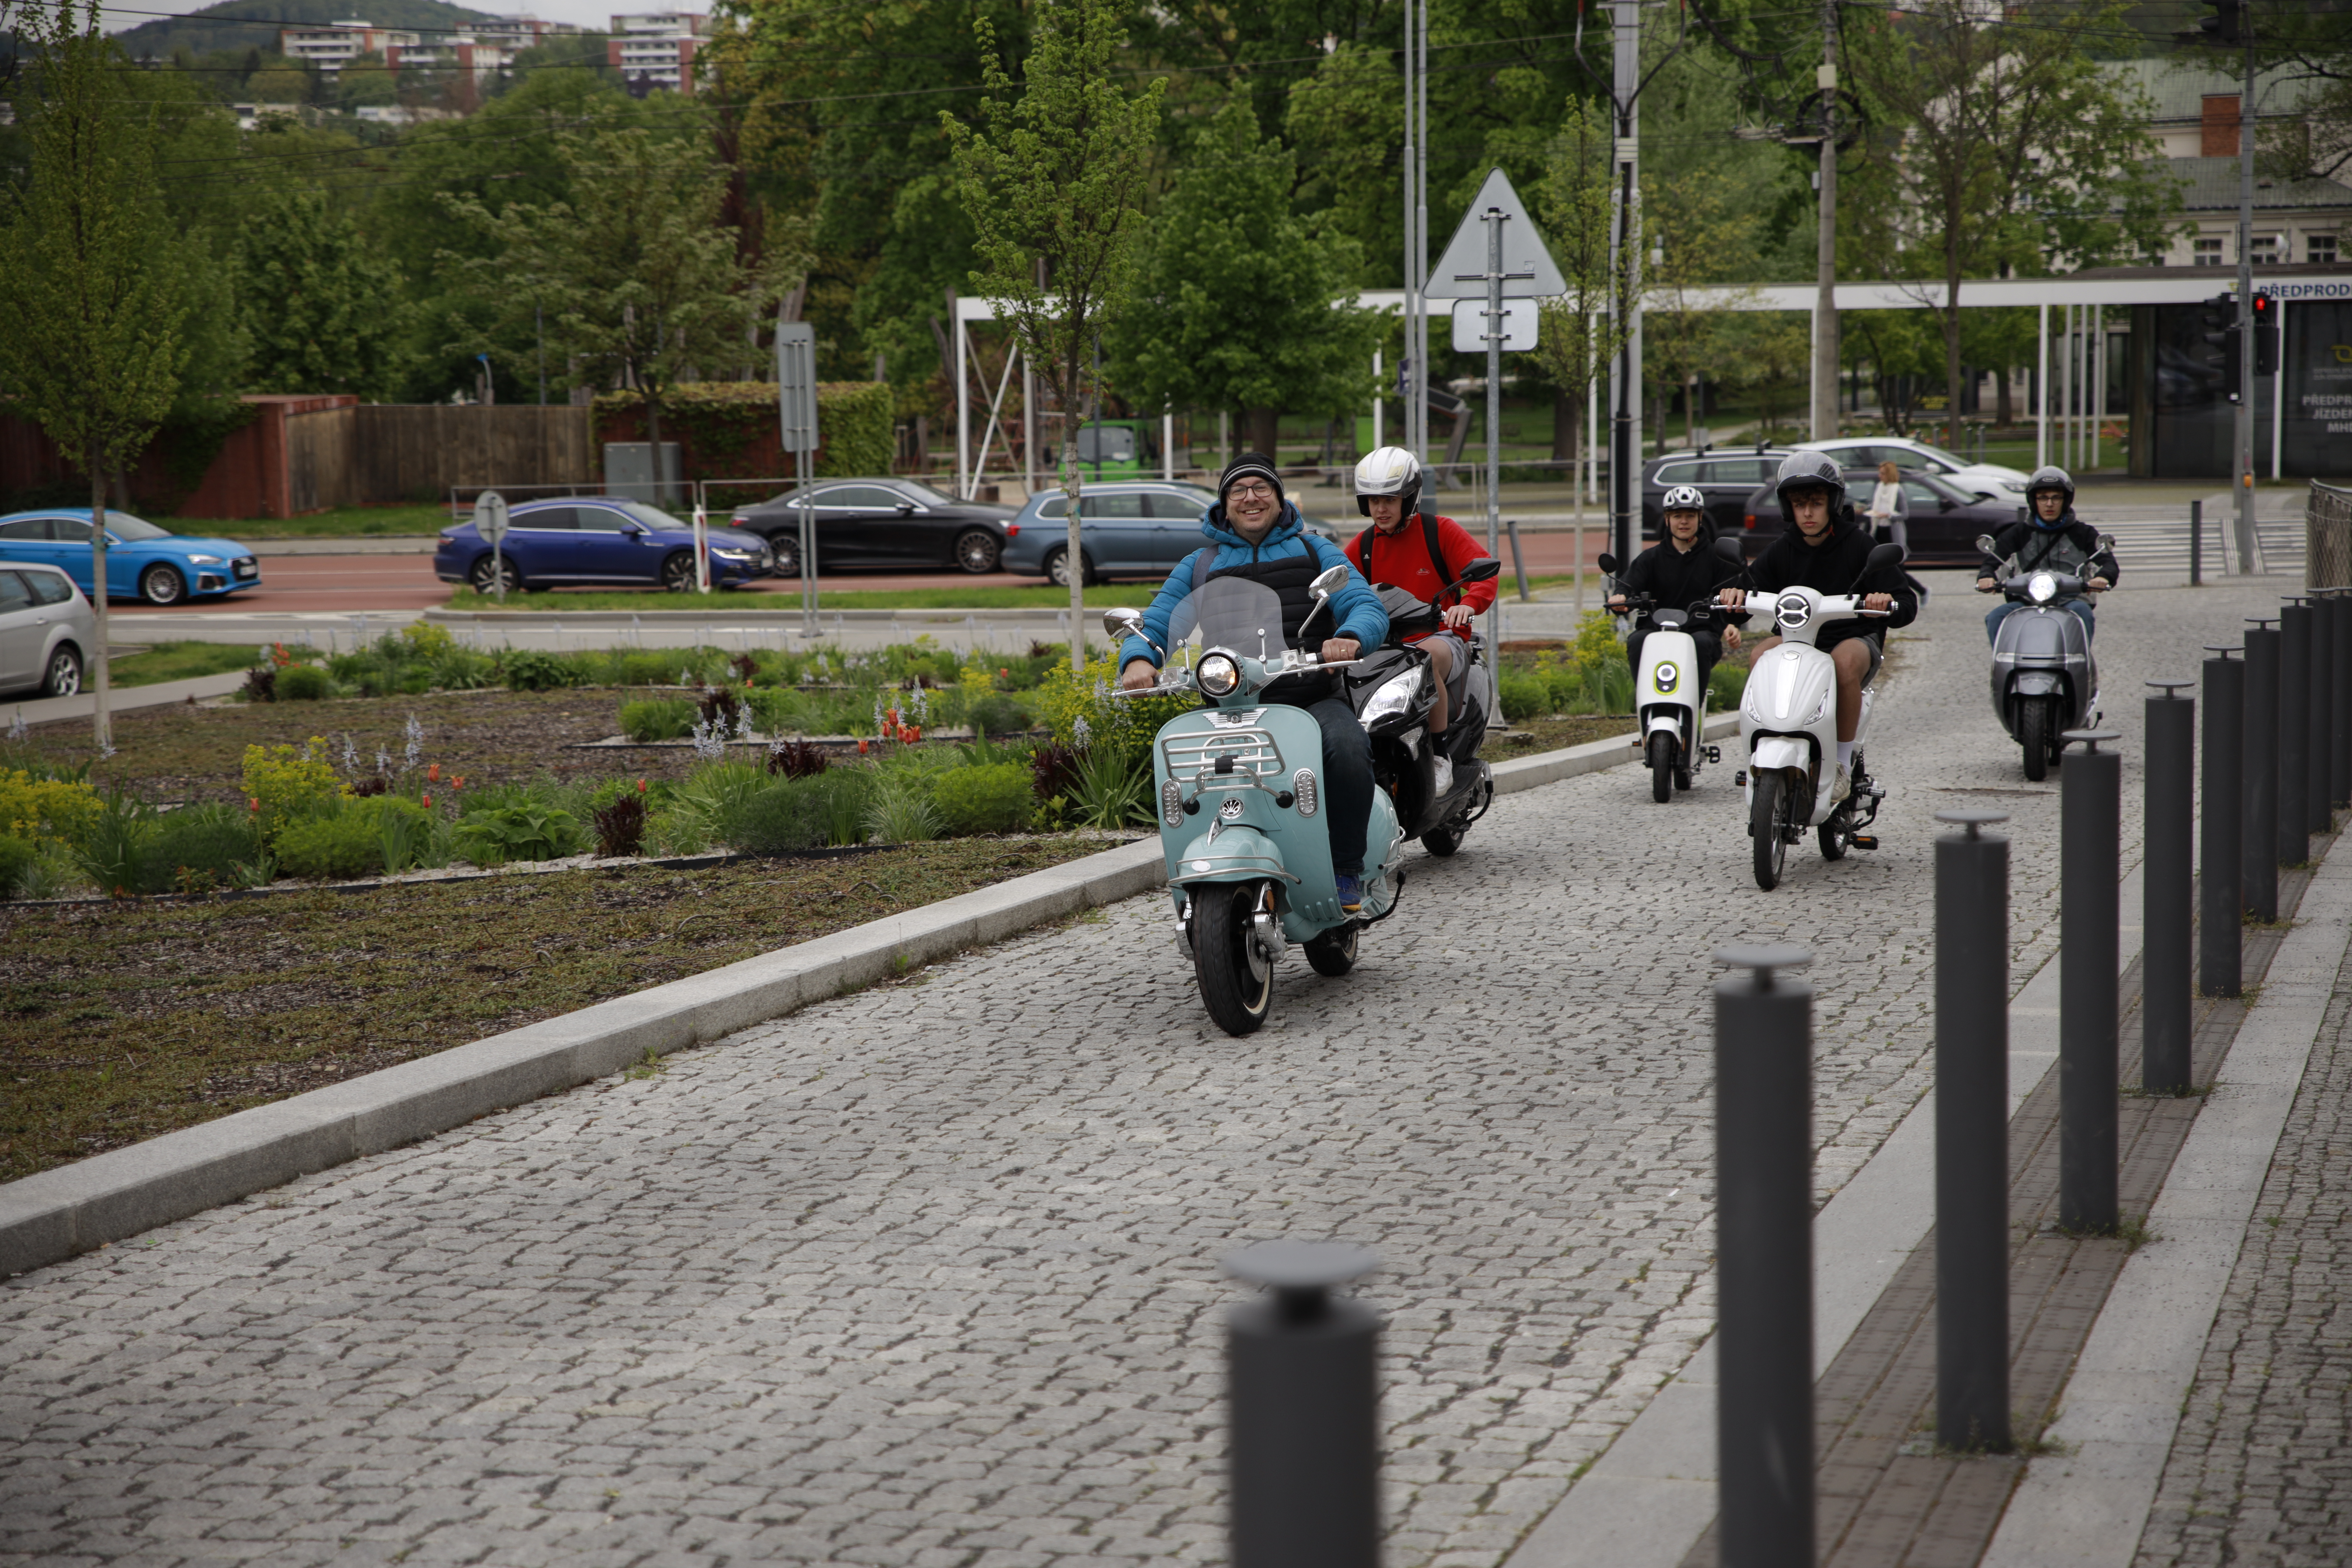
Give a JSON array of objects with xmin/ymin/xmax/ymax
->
[
  {"xmin": 1653, "ymin": 660, "xmax": 1679, "ymax": 694},
  {"xmin": 1775, "ymin": 592, "xmax": 1811, "ymax": 631},
  {"xmin": 1359, "ymin": 667, "xmax": 1423, "ymax": 727},
  {"xmin": 1805, "ymin": 687, "xmax": 1833, "ymax": 725},
  {"xmin": 2028, "ymin": 572, "xmax": 2058, "ymax": 604},
  {"xmin": 1198, "ymin": 651, "xmax": 1241, "ymax": 697}
]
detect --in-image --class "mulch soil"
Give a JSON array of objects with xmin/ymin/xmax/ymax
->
[{"xmin": 0, "ymin": 837, "xmax": 1114, "ymax": 1184}]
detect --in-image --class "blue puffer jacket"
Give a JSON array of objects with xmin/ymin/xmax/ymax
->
[{"xmin": 1119, "ymin": 503, "xmax": 1389, "ymax": 674}]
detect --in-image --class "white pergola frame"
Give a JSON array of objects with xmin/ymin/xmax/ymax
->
[{"xmin": 949, "ymin": 271, "xmax": 2349, "ymax": 496}]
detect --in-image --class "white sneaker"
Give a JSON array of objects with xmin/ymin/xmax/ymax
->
[
  {"xmin": 1832, "ymin": 765, "xmax": 1852, "ymax": 804},
  {"xmin": 1432, "ymin": 756, "xmax": 1455, "ymax": 797}
]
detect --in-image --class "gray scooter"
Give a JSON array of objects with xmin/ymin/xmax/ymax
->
[{"xmin": 1978, "ymin": 529, "xmax": 2112, "ymax": 781}]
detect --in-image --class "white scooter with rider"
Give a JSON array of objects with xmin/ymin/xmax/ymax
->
[
  {"xmin": 1601, "ymin": 485, "xmax": 1748, "ymax": 802},
  {"xmin": 1718, "ymin": 451, "xmax": 1919, "ymax": 889}
]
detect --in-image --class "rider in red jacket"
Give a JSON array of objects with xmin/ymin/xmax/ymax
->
[{"xmin": 1345, "ymin": 446, "xmax": 1497, "ymax": 741}]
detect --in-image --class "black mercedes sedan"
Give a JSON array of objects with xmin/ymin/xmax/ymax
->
[
  {"xmin": 1735, "ymin": 467, "xmax": 2021, "ymax": 568},
  {"xmin": 726, "ymin": 478, "xmax": 1018, "ymax": 575}
]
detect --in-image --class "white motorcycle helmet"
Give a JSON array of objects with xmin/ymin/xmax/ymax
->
[
  {"xmin": 1353, "ymin": 445, "xmax": 1422, "ymax": 518},
  {"xmin": 1660, "ymin": 484, "xmax": 1706, "ymax": 515}
]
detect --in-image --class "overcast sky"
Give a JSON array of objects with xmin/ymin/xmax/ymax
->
[{"xmin": 99, "ymin": 0, "xmax": 640, "ymax": 36}]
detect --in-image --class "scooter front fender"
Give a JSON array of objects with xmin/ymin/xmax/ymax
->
[
  {"xmin": 2009, "ymin": 670, "xmax": 2064, "ymax": 697},
  {"xmin": 1167, "ymin": 824, "xmax": 1295, "ymax": 890},
  {"xmin": 1750, "ymin": 735, "xmax": 1811, "ymax": 774}
]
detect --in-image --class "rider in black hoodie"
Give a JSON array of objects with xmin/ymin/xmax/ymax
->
[
  {"xmin": 1609, "ymin": 484, "xmax": 1750, "ymax": 692},
  {"xmin": 1722, "ymin": 450, "xmax": 1918, "ymax": 801}
]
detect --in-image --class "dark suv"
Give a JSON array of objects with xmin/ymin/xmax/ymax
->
[{"xmin": 1640, "ymin": 448, "xmax": 1793, "ymax": 539}]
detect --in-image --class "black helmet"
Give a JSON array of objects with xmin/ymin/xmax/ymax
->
[
  {"xmin": 2024, "ymin": 464, "xmax": 2074, "ymax": 524},
  {"xmin": 1773, "ymin": 449, "xmax": 1847, "ymax": 519}
]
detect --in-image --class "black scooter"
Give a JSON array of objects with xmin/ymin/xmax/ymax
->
[
  {"xmin": 1977, "ymin": 528, "xmax": 2112, "ymax": 781},
  {"xmin": 1320, "ymin": 558, "xmax": 1504, "ymax": 858}
]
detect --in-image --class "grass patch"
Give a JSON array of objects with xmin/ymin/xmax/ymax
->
[
  {"xmin": 165, "ymin": 505, "xmax": 452, "ymax": 540},
  {"xmin": 108, "ymin": 642, "xmax": 264, "ymax": 689},
  {"xmin": 0, "ymin": 835, "xmax": 1112, "ymax": 1182}
]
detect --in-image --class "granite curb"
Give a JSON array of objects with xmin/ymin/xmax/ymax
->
[
  {"xmin": 6, "ymin": 670, "xmax": 250, "ymax": 727},
  {"xmin": 0, "ymin": 713, "xmax": 1685, "ymax": 1279}
]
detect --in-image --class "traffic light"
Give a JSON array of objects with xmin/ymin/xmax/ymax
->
[
  {"xmin": 2198, "ymin": 292, "xmax": 2242, "ymax": 400},
  {"xmin": 2250, "ymin": 291, "xmax": 2280, "ymax": 376},
  {"xmin": 2197, "ymin": 1, "xmax": 2244, "ymax": 48}
]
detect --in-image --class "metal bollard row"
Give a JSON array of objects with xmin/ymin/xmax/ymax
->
[
  {"xmin": 2060, "ymin": 729, "xmax": 2121, "ymax": 1233},
  {"xmin": 2244, "ymin": 617, "xmax": 2281, "ymax": 921},
  {"xmin": 1935, "ymin": 812, "xmax": 2011, "ymax": 1451},
  {"xmin": 2144, "ymin": 682, "xmax": 2195, "ymax": 1094},
  {"xmin": 2200, "ymin": 646, "xmax": 2244, "ymax": 998}
]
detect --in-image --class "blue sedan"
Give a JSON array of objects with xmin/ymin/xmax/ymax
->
[
  {"xmin": 0, "ymin": 510, "xmax": 260, "ymax": 605},
  {"xmin": 1001, "ymin": 481, "xmax": 1342, "ymax": 586},
  {"xmin": 434, "ymin": 496, "xmax": 775, "ymax": 594}
]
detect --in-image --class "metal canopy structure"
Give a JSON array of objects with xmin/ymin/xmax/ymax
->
[{"xmin": 945, "ymin": 270, "xmax": 2351, "ymax": 496}]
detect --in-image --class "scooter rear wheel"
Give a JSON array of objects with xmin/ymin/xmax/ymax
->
[
  {"xmin": 1192, "ymin": 881, "xmax": 1274, "ymax": 1035},
  {"xmin": 2020, "ymin": 698, "xmax": 2051, "ymax": 782},
  {"xmin": 1751, "ymin": 772, "xmax": 1791, "ymax": 890},
  {"xmin": 1648, "ymin": 732, "xmax": 1675, "ymax": 803},
  {"xmin": 1421, "ymin": 825, "xmax": 1462, "ymax": 857}
]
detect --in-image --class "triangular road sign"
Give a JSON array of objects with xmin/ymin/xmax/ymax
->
[{"xmin": 1425, "ymin": 167, "xmax": 1565, "ymax": 300}]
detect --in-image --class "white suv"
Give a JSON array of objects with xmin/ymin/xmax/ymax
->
[{"xmin": 1808, "ymin": 436, "xmax": 2031, "ymax": 499}]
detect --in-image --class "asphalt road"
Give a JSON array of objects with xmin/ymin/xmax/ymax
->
[{"xmin": 0, "ymin": 576, "xmax": 2284, "ymax": 1567}]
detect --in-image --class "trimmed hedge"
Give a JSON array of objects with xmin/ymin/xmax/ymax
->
[{"xmin": 592, "ymin": 380, "xmax": 895, "ymax": 480}]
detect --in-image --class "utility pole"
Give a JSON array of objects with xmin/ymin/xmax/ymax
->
[
  {"xmin": 2233, "ymin": 11, "xmax": 2258, "ymax": 570},
  {"xmin": 1607, "ymin": 0, "xmax": 1643, "ymax": 566},
  {"xmin": 1810, "ymin": 0, "xmax": 1840, "ymax": 443},
  {"xmin": 1400, "ymin": 0, "xmax": 1430, "ymax": 466}
]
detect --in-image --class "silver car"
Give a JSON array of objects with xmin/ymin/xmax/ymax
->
[{"xmin": 0, "ymin": 562, "xmax": 94, "ymax": 698}]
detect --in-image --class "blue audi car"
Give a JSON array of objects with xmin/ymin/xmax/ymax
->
[
  {"xmin": 0, "ymin": 509, "xmax": 260, "ymax": 604},
  {"xmin": 435, "ymin": 496, "xmax": 775, "ymax": 594}
]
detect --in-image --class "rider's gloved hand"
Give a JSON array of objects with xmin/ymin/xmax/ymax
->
[{"xmin": 1119, "ymin": 658, "xmax": 1158, "ymax": 692}]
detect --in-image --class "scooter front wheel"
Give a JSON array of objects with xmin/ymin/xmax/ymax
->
[
  {"xmin": 2020, "ymin": 698, "xmax": 2051, "ymax": 782},
  {"xmin": 1192, "ymin": 881, "xmax": 1275, "ymax": 1035},
  {"xmin": 1751, "ymin": 771, "xmax": 1791, "ymax": 890},
  {"xmin": 1648, "ymin": 731, "xmax": 1675, "ymax": 803}
]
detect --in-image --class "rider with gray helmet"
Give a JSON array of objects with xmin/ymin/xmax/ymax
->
[{"xmin": 1975, "ymin": 465, "xmax": 2117, "ymax": 643}]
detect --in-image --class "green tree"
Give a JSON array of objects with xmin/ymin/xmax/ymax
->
[
  {"xmin": 1532, "ymin": 99, "xmax": 1638, "ymax": 523},
  {"xmin": 943, "ymin": 0, "xmax": 1164, "ymax": 663},
  {"xmin": 0, "ymin": 0, "xmax": 190, "ymax": 748},
  {"xmin": 438, "ymin": 119, "xmax": 803, "ymax": 460},
  {"xmin": 237, "ymin": 185, "xmax": 409, "ymax": 399},
  {"xmin": 245, "ymin": 61, "xmax": 312, "ymax": 104},
  {"xmin": 1108, "ymin": 101, "xmax": 1377, "ymax": 468},
  {"xmin": 335, "ymin": 51, "xmax": 398, "ymax": 112},
  {"xmin": 1840, "ymin": 0, "xmax": 2183, "ymax": 449},
  {"xmin": 2243, "ymin": 3, "xmax": 2352, "ymax": 186},
  {"xmin": 1284, "ymin": 42, "xmax": 1405, "ymax": 285},
  {"xmin": 1642, "ymin": 165, "xmax": 1764, "ymax": 451}
]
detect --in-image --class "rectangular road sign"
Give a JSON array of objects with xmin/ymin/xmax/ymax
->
[
  {"xmin": 1450, "ymin": 298, "xmax": 1538, "ymax": 352},
  {"xmin": 776, "ymin": 322, "xmax": 819, "ymax": 450}
]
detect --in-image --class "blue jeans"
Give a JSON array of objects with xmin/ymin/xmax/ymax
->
[{"xmin": 1986, "ymin": 597, "xmax": 2094, "ymax": 646}]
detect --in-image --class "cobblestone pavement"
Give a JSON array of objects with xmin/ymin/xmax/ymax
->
[
  {"xmin": 2134, "ymin": 942, "xmax": 2352, "ymax": 1568},
  {"xmin": 0, "ymin": 578, "xmax": 2283, "ymax": 1567}
]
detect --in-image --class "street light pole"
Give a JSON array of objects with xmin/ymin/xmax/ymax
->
[
  {"xmin": 1810, "ymin": 0, "xmax": 1839, "ymax": 443},
  {"xmin": 1608, "ymin": 0, "xmax": 1642, "ymax": 566}
]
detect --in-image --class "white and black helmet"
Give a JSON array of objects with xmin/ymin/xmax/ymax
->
[
  {"xmin": 1773, "ymin": 448, "xmax": 1848, "ymax": 516},
  {"xmin": 1353, "ymin": 445, "xmax": 1422, "ymax": 518},
  {"xmin": 2024, "ymin": 464, "xmax": 2075, "ymax": 516},
  {"xmin": 1660, "ymin": 484, "xmax": 1706, "ymax": 515}
]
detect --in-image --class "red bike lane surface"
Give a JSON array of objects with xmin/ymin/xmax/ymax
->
[{"xmin": 101, "ymin": 527, "xmax": 1614, "ymax": 618}]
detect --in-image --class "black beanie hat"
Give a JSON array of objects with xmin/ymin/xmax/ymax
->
[{"xmin": 1218, "ymin": 453, "xmax": 1285, "ymax": 506}]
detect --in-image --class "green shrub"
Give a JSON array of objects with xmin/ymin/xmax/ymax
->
[
  {"xmin": 931, "ymin": 763, "xmax": 1036, "ymax": 835},
  {"xmin": 67, "ymin": 790, "xmax": 158, "ymax": 896},
  {"xmin": 1497, "ymin": 673, "xmax": 1549, "ymax": 723},
  {"xmin": 864, "ymin": 775, "xmax": 941, "ymax": 843},
  {"xmin": 500, "ymin": 649, "xmax": 587, "ymax": 692},
  {"xmin": 720, "ymin": 779, "xmax": 832, "ymax": 855},
  {"xmin": 276, "ymin": 664, "xmax": 332, "ymax": 701},
  {"xmin": 1067, "ymin": 748, "xmax": 1152, "ymax": 830},
  {"xmin": 0, "ymin": 835, "xmax": 36, "ymax": 899},
  {"xmin": 429, "ymin": 647, "xmax": 496, "ymax": 690},
  {"xmin": 663, "ymin": 760, "xmax": 770, "ymax": 846},
  {"xmin": 453, "ymin": 803, "xmax": 585, "ymax": 865},
  {"xmin": 1710, "ymin": 660, "xmax": 1749, "ymax": 710},
  {"xmin": 277, "ymin": 797, "xmax": 432, "ymax": 881},
  {"xmin": 967, "ymin": 694, "xmax": 1034, "ymax": 737},
  {"xmin": 620, "ymin": 696, "xmax": 696, "ymax": 742},
  {"xmin": 150, "ymin": 803, "xmax": 259, "ymax": 887}
]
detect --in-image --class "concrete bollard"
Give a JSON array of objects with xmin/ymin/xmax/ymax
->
[
  {"xmin": 1713, "ymin": 943, "xmax": 1816, "ymax": 1568},
  {"xmin": 2201, "ymin": 646, "xmax": 2245, "ymax": 998},
  {"xmin": 2145, "ymin": 681, "xmax": 2196, "ymax": 1092},
  {"xmin": 2332, "ymin": 590, "xmax": 2352, "ymax": 809},
  {"xmin": 2310, "ymin": 593, "xmax": 2334, "ymax": 834},
  {"xmin": 1225, "ymin": 1240, "xmax": 1383, "ymax": 1568},
  {"xmin": 2244, "ymin": 619, "xmax": 2280, "ymax": 922},
  {"xmin": 1935, "ymin": 811, "xmax": 2011, "ymax": 1451},
  {"xmin": 2061, "ymin": 729, "xmax": 2121, "ymax": 1234}
]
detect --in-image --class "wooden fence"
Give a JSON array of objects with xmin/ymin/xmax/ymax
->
[{"xmin": 343, "ymin": 406, "xmax": 595, "ymax": 503}]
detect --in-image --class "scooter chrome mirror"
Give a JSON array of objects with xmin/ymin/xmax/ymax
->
[
  {"xmin": 1596, "ymin": 552, "xmax": 1620, "ymax": 576},
  {"xmin": 1458, "ymin": 558, "xmax": 1503, "ymax": 583},
  {"xmin": 1308, "ymin": 565, "xmax": 1349, "ymax": 598},
  {"xmin": 1102, "ymin": 608, "xmax": 1146, "ymax": 642},
  {"xmin": 2096, "ymin": 532, "xmax": 2116, "ymax": 553},
  {"xmin": 1974, "ymin": 533, "xmax": 1997, "ymax": 554}
]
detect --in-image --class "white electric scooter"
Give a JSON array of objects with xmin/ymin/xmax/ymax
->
[
  {"xmin": 1720, "ymin": 536, "xmax": 1904, "ymax": 889},
  {"xmin": 1598, "ymin": 550, "xmax": 1724, "ymax": 803}
]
